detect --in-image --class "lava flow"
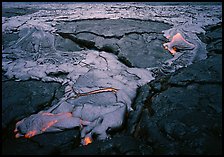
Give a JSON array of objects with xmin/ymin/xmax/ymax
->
[
  {"xmin": 83, "ymin": 136, "xmax": 93, "ymax": 145},
  {"xmin": 163, "ymin": 33, "xmax": 195, "ymax": 55},
  {"xmin": 14, "ymin": 112, "xmax": 73, "ymax": 139}
]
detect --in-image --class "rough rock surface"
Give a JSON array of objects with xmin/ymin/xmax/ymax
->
[
  {"xmin": 2, "ymin": 2, "xmax": 222, "ymax": 155},
  {"xmin": 5, "ymin": 49, "xmax": 154, "ymax": 143},
  {"xmin": 2, "ymin": 80, "xmax": 64, "ymax": 128},
  {"xmin": 2, "ymin": 6, "xmax": 39, "ymax": 18},
  {"xmin": 2, "ymin": 129, "xmax": 80, "ymax": 155},
  {"xmin": 127, "ymin": 18, "xmax": 222, "ymax": 155},
  {"xmin": 56, "ymin": 18, "xmax": 172, "ymax": 68},
  {"xmin": 65, "ymin": 136, "xmax": 153, "ymax": 155},
  {"xmin": 125, "ymin": 19, "xmax": 222, "ymax": 155},
  {"xmin": 130, "ymin": 54, "xmax": 222, "ymax": 155},
  {"xmin": 198, "ymin": 22, "xmax": 222, "ymax": 55}
]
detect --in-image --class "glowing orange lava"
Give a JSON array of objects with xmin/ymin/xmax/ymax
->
[
  {"xmin": 56, "ymin": 112, "xmax": 73, "ymax": 117},
  {"xmin": 163, "ymin": 33, "xmax": 195, "ymax": 55},
  {"xmin": 41, "ymin": 120, "xmax": 58, "ymax": 132},
  {"xmin": 172, "ymin": 33, "xmax": 193, "ymax": 46},
  {"xmin": 14, "ymin": 112, "xmax": 75, "ymax": 139},
  {"xmin": 83, "ymin": 136, "xmax": 93, "ymax": 145},
  {"xmin": 169, "ymin": 48, "xmax": 177, "ymax": 55},
  {"xmin": 25, "ymin": 130, "xmax": 38, "ymax": 138},
  {"xmin": 41, "ymin": 112, "xmax": 54, "ymax": 116}
]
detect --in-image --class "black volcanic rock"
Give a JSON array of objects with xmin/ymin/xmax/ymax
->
[
  {"xmin": 198, "ymin": 22, "xmax": 222, "ymax": 54},
  {"xmin": 2, "ymin": 2, "xmax": 222, "ymax": 155},
  {"xmin": 133, "ymin": 55, "xmax": 222, "ymax": 155},
  {"xmin": 2, "ymin": 80, "xmax": 64, "ymax": 128},
  {"xmin": 65, "ymin": 136, "xmax": 153, "ymax": 155},
  {"xmin": 117, "ymin": 32, "xmax": 171, "ymax": 68},
  {"xmin": 54, "ymin": 34, "xmax": 83, "ymax": 52},
  {"xmin": 2, "ymin": 7, "xmax": 38, "ymax": 18},
  {"xmin": 2, "ymin": 129, "xmax": 80, "ymax": 155},
  {"xmin": 2, "ymin": 80, "xmax": 83, "ymax": 155},
  {"xmin": 56, "ymin": 18, "xmax": 172, "ymax": 68}
]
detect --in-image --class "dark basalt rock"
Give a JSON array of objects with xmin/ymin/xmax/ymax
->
[
  {"xmin": 2, "ymin": 79, "xmax": 82, "ymax": 155},
  {"xmin": 2, "ymin": 7, "xmax": 38, "ymax": 18},
  {"xmin": 2, "ymin": 3, "xmax": 222, "ymax": 155},
  {"xmin": 56, "ymin": 18, "xmax": 172, "ymax": 68},
  {"xmin": 65, "ymin": 136, "xmax": 153, "ymax": 155},
  {"xmin": 2, "ymin": 32, "xmax": 20, "ymax": 49},
  {"xmin": 198, "ymin": 22, "xmax": 222, "ymax": 54},
  {"xmin": 54, "ymin": 34, "xmax": 83, "ymax": 52},
  {"xmin": 126, "ymin": 84, "xmax": 151, "ymax": 135},
  {"xmin": 118, "ymin": 32, "xmax": 171, "ymax": 68},
  {"xmin": 2, "ymin": 80, "xmax": 64, "ymax": 128},
  {"xmin": 2, "ymin": 129, "xmax": 80, "ymax": 155},
  {"xmin": 133, "ymin": 55, "xmax": 222, "ymax": 155}
]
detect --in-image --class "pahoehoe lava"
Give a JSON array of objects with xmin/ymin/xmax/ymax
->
[{"xmin": 2, "ymin": 2, "xmax": 222, "ymax": 155}]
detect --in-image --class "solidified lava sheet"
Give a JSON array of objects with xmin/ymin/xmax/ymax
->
[{"xmin": 2, "ymin": 2, "xmax": 222, "ymax": 155}]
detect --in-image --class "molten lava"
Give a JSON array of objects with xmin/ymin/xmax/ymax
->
[
  {"xmin": 14, "ymin": 112, "xmax": 75, "ymax": 139},
  {"xmin": 41, "ymin": 112, "xmax": 54, "ymax": 116},
  {"xmin": 41, "ymin": 120, "xmax": 58, "ymax": 132},
  {"xmin": 83, "ymin": 136, "xmax": 93, "ymax": 145},
  {"xmin": 163, "ymin": 32, "xmax": 195, "ymax": 55},
  {"xmin": 24, "ymin": 130, "xmax": 38, "ymax": 138}
]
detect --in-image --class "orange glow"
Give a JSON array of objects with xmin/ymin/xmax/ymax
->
[
  {"xmin": 83, "ymin": 136, "xmax": 93, "ymax": 145},
  {"xmin": 163, "ymin": 33, "xmax": 195, "ymax": 55},
  {"xmin": 14, "ymin": 112, "xmax": 73, "ymax": 139},
  {"xmin": 170, "ymin": 49, "xmax": 176, "ymax": 55},
  {"xmin": 173, "ymin": 47, "xmax": 178, "ymax": 51},
  {"xmin": 25, "ymin": 130, "xmax": 38, "ymax": 138},
  {"xmin": 41, "ymin": 120, "xmax": 58, "ymax": 132},
  {"xmin": 172, "ymin": 33, "xmax": 193, "ymax": 46},
  {"xmin": 41, "ymin": 112, "xmax": 54, "ymax": 116},
  {"xmin": 56, "ymin": 112, "xmax": 72, "ymax": 117}
]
